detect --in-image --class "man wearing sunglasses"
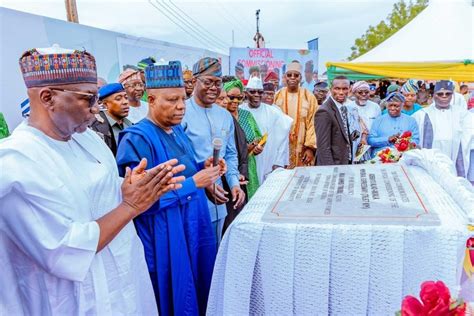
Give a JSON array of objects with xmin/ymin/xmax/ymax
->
[
  {"xmin": 0, "ymin": 45, "xmax": 185, "ymax": 314},
  {"xmin": 348, "ymin": 81, "xmax": 381, "ymax": 131},
  {"xmin": 274, "ymin": 61, "xmax": 318, "ymax": 167},
  {"xmin": 182, "ymin": 57, "xmax": 245, "ymax": 242},
  {"xmin": 413, "ymin": 80, "xmax": 468, "ymax": 176},
  {"xmin": 119, "ymin": 68, "xmax": 148, "ymax": 123},
  {"xmin": 241, "ymin": 77, "xmax": 293, "ymax": 184}
]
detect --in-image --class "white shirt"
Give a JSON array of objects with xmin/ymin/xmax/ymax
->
[
  {"xmin": 240, "ymin": 103, "xmax": 293, "ymax": 183},
  {"xmin": 346, "ymin": 99, "xmax": 381, "ymax": 131},
  {"xmin": 127, "ymin": 100, "xmax": 149, "ymax": 124},
  {"xmin": 0, "ymin": 122, "xmax": 157, "ymax": 315}
]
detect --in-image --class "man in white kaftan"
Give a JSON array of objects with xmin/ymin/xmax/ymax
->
[
  {"xmin": 240, "ymin": 77, "xmax": 293, "ymax": 184},
  {"xmin": 0, "ymin": 46, "xmax": 183, "ymax": 315},
  {"xmin": 413, "ymin": 80, "xmax": 468, "ymax": 176}
]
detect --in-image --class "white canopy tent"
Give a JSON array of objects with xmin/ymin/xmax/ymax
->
[{"xmin": 353, "ymin": 0, "xmax": 474, "ymax": 62}]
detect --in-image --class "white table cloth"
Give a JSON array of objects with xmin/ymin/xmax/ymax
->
[{"xmin": 207, "ymin": 149, "xmax": 473, "ymax": 315}]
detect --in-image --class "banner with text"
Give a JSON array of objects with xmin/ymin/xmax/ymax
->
[{"xmin": 229, "ymin": 47, "xmax": 318, "ymax": 85}]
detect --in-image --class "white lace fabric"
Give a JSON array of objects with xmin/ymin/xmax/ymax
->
[{"xmin": 207, "ymin": 149, "xmax": 472, "ymax": 315}]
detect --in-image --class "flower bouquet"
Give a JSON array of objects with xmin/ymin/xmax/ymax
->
[
  {"xmin": 397, "ymin": 280, "xmax": 466, "ymax": 316},
  {"xmin": 371, "ymin": 131, "xmax": 417, "ymax": 164}
]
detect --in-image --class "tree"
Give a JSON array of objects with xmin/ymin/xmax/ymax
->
[{"xmin": 348, "ymin": 0, "xmax": 428, "ymax": 60}]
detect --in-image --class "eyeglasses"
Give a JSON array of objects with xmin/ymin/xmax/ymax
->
[
  {"xmin": 184, "ymin": 80, "xmax": 193, "ymax": 85},
  {"xmin": 197, "ymin": 77, "xmax": 222, "ymax": 89},
  {"xmin": 436, "ymin": 92, "xmax": 453, "ymax": 97},
  {"xmin": 50, "ymin": 88, "xmax": 98, "ymax": 108},
  {"xmin": 247, "ymin": 90, "xmax": 264, "ymax": 95},
  {"xmin": 286, "ymin": 73, "xmax": 301, "ymax": 79},
  {"xmin": 227, "ymin": 95, "xmax": 244, "ymax": 102},
  {"xmin": 356, "ymin": 90, "xmax": 370, "ymax": 95},
  {"xmin": 124, "ymin": 82, "xmax": 145, "ymax": 89}
]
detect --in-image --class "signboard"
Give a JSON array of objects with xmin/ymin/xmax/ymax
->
[
  {"xmin": 262, "ymin": 164, "xmax": 439, "ymax": 225},
  {"xmin": 229, "ymin": 47, "xmax": 318, "ymax": 86}
]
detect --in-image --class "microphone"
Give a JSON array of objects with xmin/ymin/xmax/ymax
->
[{"xmin": 212, "ymin": 138, "xmax": 223, "ymax": 167}]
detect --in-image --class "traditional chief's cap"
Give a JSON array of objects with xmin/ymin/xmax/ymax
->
[
  {"xmin": 385, "ymin": 92, "xmax": 405, "ymax": 103},
  {"xmin": 352, "ymin": 81, "xmax": 370, "ymax": 93},
  {"xmin": 249, "ymin": 65, "xmax": 260, "ymax": 74},
  {"xmin": 314, "ymin": 81, "xmax": 328, "ymax": 89},
  {"xmin": 434, "ymin": 80, "xmax": 454, "ymax": 92},
  {"xmin": 305, "ymin": 60, "xmax": 314, "ymax": 73},
  {"xmin": 193, "ymin": 57, "xmax": 222, "ymax": 77},
  {"xmin": 137, "ymin": 57, "xmax": 156, "ymax": 70},
  {"xmin": 19, "ymin": 44, "xmax": 97, "ymax": 88},
  {"xmin": 264, "ymin": 71, "xmax": 278, "ymax": 83},
  {"xmin": 400, "ymin": 79, "xmax": 419, "ymax": 94},
  {"xmin": 223, "ymin": 79, "xmax": 244, "ymax": 93},
  {"xmin": 263, "ymin": 82, "xmax": 275, "ymax": 91},
  {"xmin": 246, "ymin": 76, "xmax": 264, "ymax": 90},
  {"xmin": 235, "ymin": 62, "xmax": 244, "ymax": 72},
  {"xmin": 286, "ymin": 61, "xmax": 302, "ymax": 74},
  {"xmin": 387, "ymin": 84, "xmax": 400, "ymax": 94},
  {"xmin": 183, "ymin": 69, "xmax": 193, "ymax": 80},
  {"xmin": 118, "ymin": 69, "xmax": 142, "ymax": 84},
  {"xmin": 145, "ymin": 61, "xmax": 184, "ymax": 89},
  {"xmin": 98, "ymin": 83, "xmax": 125, "ymax": 101}
]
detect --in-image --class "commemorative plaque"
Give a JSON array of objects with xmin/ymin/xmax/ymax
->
[{"xmin": 262, "ymin": 164, "xmax": 439, "ymax": 225}]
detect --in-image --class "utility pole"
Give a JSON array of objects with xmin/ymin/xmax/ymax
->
[
  {"xmin": 253, "ymin": 9, "xmax": 265, "ymax": 48},
  {"xmin": 65, "ymin": 0, "xmax": 79, "ymax": 23}
]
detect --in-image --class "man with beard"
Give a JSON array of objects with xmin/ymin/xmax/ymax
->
[
  {"xmin": 241, "ymin": 77, "xmax": 293, "ymax": 183},
  {"xmin": 368, "ymin": 92, "xmax": 419, "ymax": 155},
  {"xmin": 183, "ymin": 69, "xmax": 194, "ymax": 99},
  {"xmin": 413, "ymin": 80, "xmax": 468, "ymax": 176},
  {"xmin": 274, "ymin": 61, "xmax": 318, "ymax": 167},
  {"xmin": 315, "ymin": 76, "xmax": 353, "ymax": 165},
  {"xmin": 347, "ymin": 81, "xmax": 381, "ymax": 130},
  {"xmin": 90, "ymin": 83, "xmax": 132, "ymax": 155},
  {"xmin": 119, "ymin": 69, "xmax": 148, "ymax": 123},
  {"xmin": 313, "ymin": 81, "xmax": 329, "ymax": 105},
  {"xmin": 182, "ymin": 57, "xmax": 245, "ymax": 241}
]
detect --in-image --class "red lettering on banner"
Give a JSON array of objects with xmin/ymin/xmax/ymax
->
[{"xmin": 248, "ymin": 49, "xmax": 274, "ymax": 59}]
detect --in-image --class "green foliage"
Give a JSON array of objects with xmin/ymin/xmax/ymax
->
[{"xmin": 348, "ymin": 0, "xmax": 428, "ymax": 60}]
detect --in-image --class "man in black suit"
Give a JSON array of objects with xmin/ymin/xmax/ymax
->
[{"xmin": 315, "ymin": 76, "xmax": 352, "ymax": 165}]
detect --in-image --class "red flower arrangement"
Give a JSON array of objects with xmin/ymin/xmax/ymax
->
[
  {"xmin": 394, "ymin": 131, "xmax": 417, "ymax": 152},
  {"xmin": 372, "ymin": 130, "xmax": 417, "ymax": 164},
  {"xmin": 397, "ymin": 281, "xmax": 466, "ymax": 316}
]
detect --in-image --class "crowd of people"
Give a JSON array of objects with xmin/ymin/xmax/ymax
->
[{"xmin": 0, "ymin": 45, "xmax": 473, "ymax": 315}]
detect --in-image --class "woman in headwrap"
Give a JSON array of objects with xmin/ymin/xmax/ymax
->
[
  {"xmin": 223, "ymin": 79, "xmax": 263, "ymax": 198},
  {"xmin": 383, "ymin": 79, "xmax": 423, "ymax": 115},
  {"xmin": 220, "ymin": 78, "xmax": 262, "ymax": 233}
]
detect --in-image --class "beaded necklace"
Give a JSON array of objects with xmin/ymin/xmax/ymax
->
[{"xmin": 284, "ymin": 88, "xmax": 302, "ymax": 141}]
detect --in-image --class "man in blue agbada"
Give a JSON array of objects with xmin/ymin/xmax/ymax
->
[
  {"xmin": 182, "ymin": 57, "xmax": 246, "ymax": 241},
  {"xmin": 116, "ymin": 61, "xmax": 222, "ymax": 315},
  {"xmin": 368, "ymin": 92, "xmax": 420, "ymax": 155}
]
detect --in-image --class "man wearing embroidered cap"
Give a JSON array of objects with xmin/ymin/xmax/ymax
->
[
  {"xmin": 274, "ymin": 61, "xmax": 318, "ymax": 167},
  {"xmin": 183, "ymin": 68, "xmax": 195, "ymax": 99},
  {"xmin": 347, "ymin": 81, "xmax": 381, "ymax": 130},
  {"xmin": 413, "ymin": 80, "xmax": 468, "ymax": 176},
  {"xmin": 90, "ymin": 82, "xmax": 132, "ymax": 155},
  {"xmin": 0, "ymin": 45, "xmax": 185, "ymax": 314},
  {"xmin": 182, "ymin": 57, "xmax": 245, "ymax": 242},
  {"xmin": 369, "ymin": 92, "xmax": 419, "ymax": 155},
  {"xmin": 241, "ymin": 77, "xmax": 293, "ymax": 183},
  {"xmin": 117, "ymin": 60, "xmax": 220, "ymax": 315},
  {"xmin": 119, "ymin": 68, "xmax": 148, "ymax": 123}
]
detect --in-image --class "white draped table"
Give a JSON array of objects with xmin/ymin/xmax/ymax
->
[{"xmin": 207, "ymin": 150, "xmax": 473, "ymax": 315}]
